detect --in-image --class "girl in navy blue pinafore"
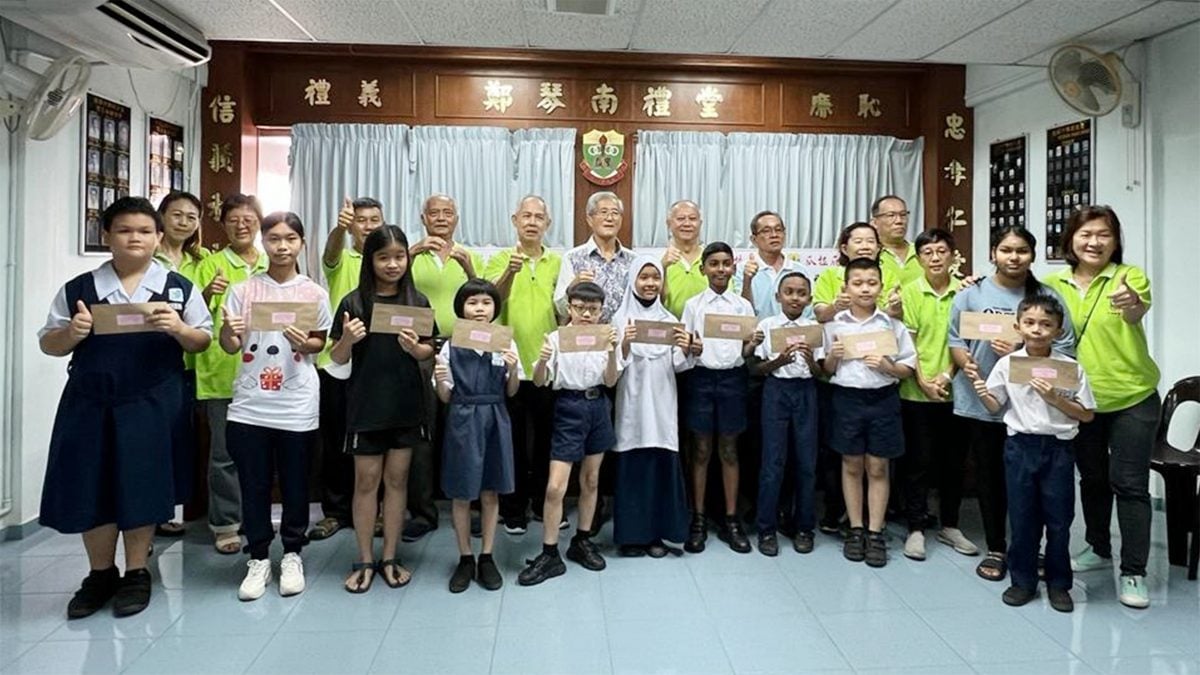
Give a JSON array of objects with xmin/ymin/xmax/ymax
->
[
  {"xmin": 433, "ymin": 279, "xmax": 521, "ymax": 593},
  {"xmin": 37, "ymin": 197, "xmax": 213, "ymax": 620}
]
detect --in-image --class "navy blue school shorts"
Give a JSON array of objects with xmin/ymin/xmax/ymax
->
[
  {"xmin": 686, "ymin": 365, "xmax": 749, "ymax": 436},
  {"xmin": 550, "ymin": 389, "xmax": 616, "ymax": 462},
  {"xmin": 829, "ymin": 384, "xmax": 905, "ymax": 459}
]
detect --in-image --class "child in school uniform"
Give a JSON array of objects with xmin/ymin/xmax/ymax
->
[
  {"xmin": 518, "ymin": 281, "xmax": 621, "ymax": 586},
  {"xmin": 219, "ymin": 212, "xmax": 332, "ymax": 602},
  {"xmin": 974, "ymin": 295, "xmax": 1095, "ymax": 613},
  {"xmin": 612, "ymin": 256, "xmax": 691, "ymax": 557},
  {"xmin": 330, "ymin": 226, "xmax": 435, "ymax": 594},
  {"xmin": 434, "ymin": 279, "xmax": 522, "ymax": 593},
  {"xmin": 754, "ymin": 270, "xmax": 823, "ymax": 556},
  {"xmin": 680, "ymin": 242, "xmax": 759, "ymax": 555},
  {"xmin": 38, "ymin": 197, "xmax": 212, "ymax": 619},
  {"xmin": 822, "ymin": 258, "xmax": 917, "ymax": 568}
]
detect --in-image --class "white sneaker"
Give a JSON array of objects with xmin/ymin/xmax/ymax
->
[
  {"xmin": 1118, "ymin": 575, "xmax": 1150, "ymax": 609},
  {"xmin": 1071, "ymin": 545, "xmax": 1113, "ymax": 572},
  {"xmin": 903, "ymin": 531, "xmax": 926, "ymax": 560},
  {"xmin": 279, "ymin": 553, "xmax": 306, "ymax": 597},
  {"xmin": 238, "ymin": 559, "xmax": 272, "ymax": 601},
  {"xmin": 936, "ymin": 527, "xmax": 980, "ymax": 556}
]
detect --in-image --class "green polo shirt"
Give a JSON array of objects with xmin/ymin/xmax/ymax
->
[
  {"xmin": 193, "ymin": 247, "xmax": 268, "ymax": 400},
  {"xmin": 899, "ymin": 275, "xmax": 961, "ymax": 402},
  {"xmin": 880, "ymin": 242, "xmax": 924, "ymax": 287},
  {"xmin": 664, "ymin": 254, "xmax": 708, "ymax": 319},
  {"xmin": 483, "ymin": 247, "xmax": 562, "ymax": 377},
  {"xmin": 318, "ymin": 249, "xmax": 363, "ymax": 368},
  {"xmin": 1045, "ymin": 263, "xmax": 1159, "ymax": 412},
  {"xmin": 155, "ymin": 247, "xmax": 211, "ymax": 370},
  {"xmin": 812, "ymin": 264, "xmax": 900, "ymax": 310},
  {"xmin": 412, "ymin": 248, "xmax": 484, "ymax": 337}
]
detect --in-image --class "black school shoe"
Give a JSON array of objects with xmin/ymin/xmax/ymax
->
[
  {"xmin": 566, "ymin": 537, "xmax": 606, "ymax": 571},
  {"xmin": 844, "ymin": 527, "xmax": 866, "ymax": 562},
  {"xmin": 793, "ymin": 531, "xmax": 815, "ymax": 554},
  {"xmin": 758, "ymin": 533, "xmax": 779, "ymax": 557},
  {"xmin": 684, "ymin": 514, "xmax": 708, "ymax": 553},
  {"xmin": 476, "ymin": 556, "xmax": 503, "ymax": 591},
  {"xmin": 1002, "ymin": 585, "xmax": 1038, "ymax": 607},
  {"xmin": 449, "ymin": 556, "xmax": 475, "ymax": 593},
  {"xmin": 1048, "ymin": 587, "xmax": 1074, "ymax": 613},
  {"xmin": 719, "ymin": 517, "xmax": 752, "ymax": 554},
  {"xmin": 517, "ymin": 551, "xmax": 566, "ymax": 586},
  {"xmin": 68, "ymin": 567, "xmax": 120, "ymax": 619},
  {"xmin": 113, "ymin": 568, "xmax": 152, "ymax": 617},
  {"xmin": 865, "ymin": 531, "xmax": 888, "ymax": 568}
]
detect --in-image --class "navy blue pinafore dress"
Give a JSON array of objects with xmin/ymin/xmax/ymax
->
[
  {"xmin": 440, "ymin": 347, "xmax": 515, "ymax": 500},
  {"xmin": 39, "ymin": 271, "xmax": 194, "ymax": 533}
]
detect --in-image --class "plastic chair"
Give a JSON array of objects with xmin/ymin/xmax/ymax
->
[{"xmin": 1150, "ymin": 376, "xmax": 1200, "ymax": 580}]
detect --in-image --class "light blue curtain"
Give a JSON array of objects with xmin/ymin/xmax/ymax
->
[
  {"xmin": 632, "ymin": 130, "xmax": 725, "ymax": 247},
  {"xmin": 289, "ymin": 123, "xmax": 410, "ymax": 278},
  {"xmin": 512, "ymin": 128, "xmax": 576, "ymax": 248},
  {"xmin": 407, "ymin": 126, "xmax": 514, "ymax": 247},
  {"xmin": 633, "ymin": 131, "xmax": 925, "ymax": 248}
]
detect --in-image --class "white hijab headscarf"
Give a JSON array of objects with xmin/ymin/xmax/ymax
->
[{"xmin": 612, "ymin": 255, "xmax": 674, "ymax": 360}]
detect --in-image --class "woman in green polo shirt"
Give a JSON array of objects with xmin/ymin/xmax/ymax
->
[{"xmin": 1045, "ymin": 205, "xmax": 1160, "ymax": 610}]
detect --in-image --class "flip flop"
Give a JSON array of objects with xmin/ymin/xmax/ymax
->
[
  {"xmin": 976, "ymin": 552, "xmax": 1008, "ymax": 581},
  {"xmin": 155, "ymin": 522, "xmax": 186, "ymax": 537},
  {"xmin": 345, "ymin": 562, "xmax": 376, "ymax": 594},
  {"xmin": 378, "ymin": 559, "xmax": 412, "ymax": 589}
]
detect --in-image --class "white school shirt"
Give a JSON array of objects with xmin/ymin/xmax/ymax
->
[
  {"xmin": 615, "ymin": 336, "xmax": 689, "ymax": 454},
  {"xmin": 681, "ymin": 287, "xmax": 756, "ymax": 370},
  {"xmin": 823, "ymin": 308, "xmax": 917, "ymax": 389},
  {"xmin": 433, "ymin": 339, "xmax": 524, "ymax": 390},
  {"xmin": 40, "ymin": 260, "xmax": 213, "ymax": 338},
  {"xmin": 224, "ymin": 273, "xmax": 333, "ymax": 432},
  {"xmin": 543, "ymin": 328, "xmax": 622, "ymax": 391},
  {"xmin": 984, "ymin": 348, "xmax": 1096, "ymax": 440},
  {"xmin": 755, "ymin": 313, "xmax": 824, "ymax": 379}
]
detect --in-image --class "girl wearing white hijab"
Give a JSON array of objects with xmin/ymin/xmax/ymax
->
[{"xmin": 612, "ymin": 256, "xmax": 691, "ymax": 557}]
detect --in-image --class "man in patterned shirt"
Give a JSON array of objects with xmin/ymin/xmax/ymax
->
[{"xmin": 553, "ymin": 191, "xmax": 635, "ymax": 323}]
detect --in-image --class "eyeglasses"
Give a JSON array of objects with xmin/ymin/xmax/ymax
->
[
  {"xmin": 593, "ymin": 209, "xmax": 621, "ymax": 219},
  {"xmin": 876, "ymin": 211, "xmax": 910, "ymax": 221},
  {"xmin": 568, "ymin": 303, "xmax": 602, "ymax": 316},
  {"xmin": 754, "ymin": 225, "xmax": 785, "ymax": 235}
]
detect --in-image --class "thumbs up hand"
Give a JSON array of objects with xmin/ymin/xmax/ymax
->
[
  {"xmin": 221, "ymin": 305, "xmax": 245, "ymax": 338},
  {"xmin": 69, "ymin": 300, "xmax": 92, "ymax": 340},
  {"xmin": 742, "ymin": 252, "xmax": 759, "ymax": 279},
  {"xmin": 834, "ymin": 285, "xmax": 852, "ymax": 312},
  {"xmin": 1107, "ymin": 272, "xmax": 1140, "ymax": 310},
  {"xmin": 342, "ymin": 311, "xmax": 367, "ymax": 343},
  {"xmin": 337, "ymin": 196, "xmax": 354, "ymax": 230},
  {"xmin": 204, "ymin": 269, "xmax": 229, "ymax": 302}
]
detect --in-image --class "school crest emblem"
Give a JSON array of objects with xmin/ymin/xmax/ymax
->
[{"xmin": 580, "ymin": 129, "xmax": 628, "ymax": 186}]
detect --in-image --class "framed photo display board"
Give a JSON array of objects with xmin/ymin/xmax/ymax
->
[
  {"xmin": 989, "ymin": 136, "xmax": 1026, "ymax": 234},
  {"xmin": 81, "ymin": 94, "xmax": 132, "ymax": 255},
  {"xmin": 147, "ymin": 117, "xmax": 185, "ymax": 208},
  {"xmin": 1045, "ymin": 120, "xmax": 1093, "ymax": 261}
]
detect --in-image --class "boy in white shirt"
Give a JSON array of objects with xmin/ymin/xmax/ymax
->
[
  {"xmin": 974, "ymin": 295, "xmax": 1095, "ymax": 613},
  {"xmin": 518, "ymin": 281, "xmax": 621, "ymax": 585},
  {"xmin": 822, "ymin": 258, "xmax": 917, "ymax": 568}
]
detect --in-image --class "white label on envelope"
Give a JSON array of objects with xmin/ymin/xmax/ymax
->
[
  {"xmin": 390, "ymin": 315, "xmax": 414, "ymax": 327},
  {"xmin": 1031, "ymin": 367, "xmax": 1057, "ymax": 378},
  {"xmin": 271, "ymin": 312, "xmax": 296, "ymax": 324},
  {"xmin": 116, "ymin": 314, "xmax": 145, "ymax": 326},
  {"xmin": 470, "ymin": 330, "xmax": 490, "ymax": 342}
]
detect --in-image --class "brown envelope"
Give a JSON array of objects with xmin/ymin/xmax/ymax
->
[
  {"xmin": 91, "ymin": 302, "xmax": 171, "ymax": 335},
  {"xmin": 768, "ymin": 325, "xmax": 824, "ymax": 353},
  {"xmin": 959, "ymin": 311, "xmax": 1020, "ymax": 342},
  {"xmin": 559, "ymin": 324, "xmax": 613, "ymax": 353},
  {"xmin": 369, "ymin": 304, "xmax": 435, "ymax": 337},
  {"xmin": 450, "ymin": 320, "xmax": 513, "ymax": 353},
  {"xmin": 249, "ymin": 302, "xmax": 319, "ymax": 333},
  {"xmin": 1008, "ymin": 356, "xmax": 1081, "ymax": 389},
  {"xmin": 702, "ymin": 313, "xmax": 758, "ymax": 340},
  {"xmin": 632, "ymin": 320, "xmax": 683, "ymax": 346},
  {"xmin": 841, "ymin": 330, "xmax": 899, "ymax": 359}
]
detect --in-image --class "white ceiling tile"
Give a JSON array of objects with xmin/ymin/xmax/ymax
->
[
  {"xmin": 731, "ymin": 0, "xmax": 896, "ymax": 58},
  {"xmin": 273, "ymin": 0, "xmax": 422, "ymax": 44},
  {"xmin": 523, "ymin": 0, "xmax": 640, "ymax": 50},
  {"xmin": 400, "ymin": 0, "xmax": 527, "ymax": 47},
  {"xmin": 926, "ymin": 0, "xmax": 1156, "ymax": 64},
  {"xmin": 628, "ymin": 0, "xmax": 769, "ymax": 53},
  {"xmin": 1075, "ymin": 0, "xmax": 1200, "ymax": 44},
  {"xmin": 159, "ymin": 0, "xmax": 313, "ymax": 42},
  {"xmin": 829, "ymin": 0, "xmax": 1026, "ymax": 61}
]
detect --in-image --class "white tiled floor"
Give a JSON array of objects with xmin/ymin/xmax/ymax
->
[{"xmin": 1, "ymin": 502, "xmax": 1198, "ymax": 674}]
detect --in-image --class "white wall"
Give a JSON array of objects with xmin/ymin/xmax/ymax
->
[
  {"xmin": 0, "ymin": 21, "xmax": 203, "ymax": 529},
  {"xmin": 967, "ymin": 22, "xmax": 1200, "ymax": 399}
]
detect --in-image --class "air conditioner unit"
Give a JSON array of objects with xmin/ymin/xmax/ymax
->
[{"xmin": 0, "ymin": 0, "xmax": 210, "ymax": 70}]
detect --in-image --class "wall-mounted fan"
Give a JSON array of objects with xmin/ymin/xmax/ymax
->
[
  {"xmin": 1049, "ymin": 44, "xmax": 1140, "ymax": 128},
  {"xmin": 0, "ymin": 52, "xmax": 91, "ymax": 140}
]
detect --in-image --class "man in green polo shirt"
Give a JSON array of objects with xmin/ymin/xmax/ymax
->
[
  {"xmin": 309, "ymin": 196, "xmax": 384, "ymax": 541},
  {"xmin": 871, "ymin": 195, "xmax": 924, "ymax": 288},
  {"xmin": 484, "ymin": 195, "xmax": 562, "ymax": 533},
  {"xmin": 405, "ymin": 193, "xmax": 483, "ymax": 540},
  {"xmin": 661, "ymin": 200, "xmax": 709, "ymax": 318}
]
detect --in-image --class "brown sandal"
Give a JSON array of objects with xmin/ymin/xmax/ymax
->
[
  {"xmin": 344, "ymin": 562, "xmax": 376, "ymax": 594},
  {"xmin": 976, "ymin": 552, "xmax": 1008, "ymax": 581},
  {"xmin": 378, "ymin": 559, "xmax": 412, "ymax": 589}
]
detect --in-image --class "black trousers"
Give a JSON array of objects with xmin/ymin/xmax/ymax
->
[
  {"xmin": 227, "ymin": 421, "xmax": 312, "ymax": 560},
  {"xmin": 899, "ymin": 401, "xmax": 966, "ymax": 531},
  {"xmin": 409, "ymin": 358, "xmax": 441, "ymax": 527},
  {"xmin": 964, "ymin": 417, "xmax": 1009, "ymax": 554},
  {"xmin": 816, "ymin": 380, "xmax": 844, "ymax": 522},
  {"xmin": 316, "ymin": 370, "xmax": 352, "ymax": 524},
  {"xmin": 500, "ymin": 381, "xmax": 555, "ymax": 523}
]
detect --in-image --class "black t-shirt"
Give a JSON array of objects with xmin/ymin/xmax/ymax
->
[{"xmin": 332, "ymin": 292, "xmax": 433, "ymax": 433}]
